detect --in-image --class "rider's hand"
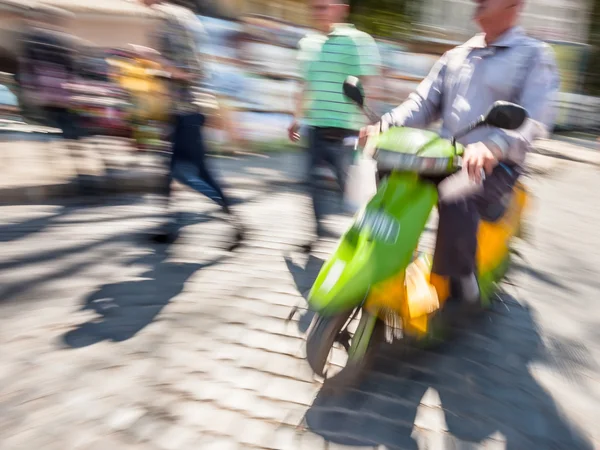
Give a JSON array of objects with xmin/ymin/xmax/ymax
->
[
  {"xmin": 288, "ymin": 119, "xmax": 301, "ymax": 142},
  {"xmin": 463, "ymin": 141, "xmax": 502, "ymax": 184}
]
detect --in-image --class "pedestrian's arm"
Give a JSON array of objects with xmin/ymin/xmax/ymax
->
[
  {"xmin": 484, "ymin": 45, "xmax": 560, "ymax": 163},
  {"xmin": 379, "ymin": 53, "xmax": 447, "ymax": 131},
  {"xmin": 354, "ymin": 36, "xmax": 382, "ymax": 107},
  {"xmin": 292, "ymin": 81, "xmax": 305, "ymax": 122},
  {"xmin": 294, "ymin": 35, "xmax": 314, "ymax": 123}
]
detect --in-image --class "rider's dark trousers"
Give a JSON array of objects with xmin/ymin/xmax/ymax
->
[{"xmin": 432, "ymin": 163, "xmax": 521, "ymax": 278}]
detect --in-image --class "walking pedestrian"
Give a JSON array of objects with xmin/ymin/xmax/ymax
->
[
  {"xmin": 138, "ymin": 0, "xmax": 244, "ymax": 247},
  {"xmin": 288, "ymin": 0, "xmax": 381, "ymax": 252}
]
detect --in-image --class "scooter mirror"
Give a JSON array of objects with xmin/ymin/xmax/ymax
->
[
  {"xmin": 484, "ymin": 101, "xmax": 528, "ymax": 130},
  {"xmin": 343, "ymin": 76, "xmax": 365, "ymax": 108}
]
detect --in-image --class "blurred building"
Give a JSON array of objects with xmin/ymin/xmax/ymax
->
[
  {"xmin": 420, "ymin": 0, "xmax": 591, "ymax": 43},
  {"xmin": 199, "ymin": 0, "xmax": 311, "ymax": 27},
  {"xmin": 0, "ymin": 0, "xmax": 161, "ymax": 63}
]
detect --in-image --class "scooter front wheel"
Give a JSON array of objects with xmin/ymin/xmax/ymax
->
[{"xmin": 306, "ymin": 308, "xmax": 383, "ymax": 389}]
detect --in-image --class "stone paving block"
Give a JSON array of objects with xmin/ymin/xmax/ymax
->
[
  {"xmin": 412, "ymin": 430, "xmax": 463, "ymax": 450},
  {"xmin": 171, "ymin": 401, "xmax": 219, "ymax": 428},
  {"xmin": 246, "ymin": 314, "xmax": 306, "ymax": 341},
  {"xmin": 268, "ymin": 351, "xmax": 314, "ymax": 381},
  {"xmin": 296, "ymin": 430, "xmax": 329, "ymax": 450},
  {"xmin": 280, "ymin": 405, "xmax": 308, "ymax": 428},
  {"xmin": 261, "ymin": 376, "xmax": 320, "ymax": 406},
  {"xmin": 236, "ymin": 417, "xmax": 281, "ymax": 448},
  {"xmin": 241, "ymin": 329, "xmax": 305, "ymax": 357},
  {"xmin": 217, "ymin": 388, "xmax": 262, "ymax": 414},
  {"xmin": 107, "ymin": 406, "xmax": 147, "ymax": 433},
  {"xmin": 195, "ymin": 407, "xmax": 249, "ymax": 436},
  {"xmin": 198, "ymin": 436, "xmax": 241, "ymax": 450},
  {"xmin": 2, "ymin": 429, "xmax": 64, "ymax": 450},
  {"xmin": 327, "ymin": 444, "xmax": 377, "ymax": 450},
  {"xmin": 125, "ymin": 414, "xmax": 168, "ymax": 444},
  {"xmin": 303, "ymin": 408, "xmax": 365, "ymax": 438},
  {"xmin": 352, "ymin": 418, "xmax": 417, "ymax": 450},
  {"xmin": 232, "ymin": 297, "xmax": 297, "ymax": 322},
  {"xmin": 262, "ymin": 402, "xmax": 306, "ymax": 427},
  {"xmin": 86, "ymin": 435, "xmax": 148, "ymax": 450},
  {"xmin": 222, "ymin": 366, "xmax": 274, "ymax": 393},
  {"xmin": 63, "ymin": 427, "xmax": 103, "ymax": 450},
  {"xmin": 173, "ymin": 378, "xmax": 231, "ymax": 403},
  {"xmin": 155, "ymin": 424, "xmax": 198, "ymax": 450},
  {"xmin": 269, "ymin": 425, "xmax": 303, "ymax": 450},
  {"xmin": 359, "ymin": 396, "xmax": 418, "ymax": 429}
]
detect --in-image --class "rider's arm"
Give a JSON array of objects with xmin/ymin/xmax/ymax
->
[
  {"xmin": 485, "ymin": 44, "xmax": 559, "ymax": 163},
  {"xmin": 379, "ymin": 52, "xmax": 448, "ymax": 132}
]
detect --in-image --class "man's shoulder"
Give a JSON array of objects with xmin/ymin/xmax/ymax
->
[
  {"xmin": 298, "ymin": 32, "xmax": 327, "ymax": 53},
  {"xmin": 299, "ymin": 32, "xmax": 326, "ymax": 46},
  {"xmin": 154, "ymin": 3, "xmax": 200, "ymax": 25},
  {"xmin": 523, "ymin": 37, "xmax": 556, "ymax": 60},
  {"xmin": 455, "ymin": 30, "xmax": 552, "ymax": 51},
  {"xmin": 333, "ymin": 26, "xmax": 377, "ymax": 46}
]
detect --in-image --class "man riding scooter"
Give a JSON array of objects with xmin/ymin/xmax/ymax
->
[{"xmin": 361, "ymin": 0, "xmax": 559, "ymax": 309}]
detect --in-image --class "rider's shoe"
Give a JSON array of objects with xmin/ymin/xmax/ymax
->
[
  {"xmin": 457, "ymin": 274, "xmax": 480, "ymax": 304},
  {"xmin": 453, "ymin": 273, "xmax": 484, "ymax": 316},
  {"xmin": 441, "ymin": 274, "xmax": 483, "ymax": 323}
]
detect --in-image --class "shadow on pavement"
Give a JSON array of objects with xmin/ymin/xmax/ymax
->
[
  {"xmin": 511, "ymin": 261, "xmax": 575, "ymax": 294},
  {"xmin": 62, "ymin": 246, "xmax": 227, "ymax": 348},
  {"xmin": 283, "ymin": 253, "xmax": 325, "ymax": 333},
  {"xmin": 0, "ymin": 195, "xmax": 147, "ymax": 243},
  {"xmin": 304, "ymin": 296, "xmax": 593, "ymax": 449}
]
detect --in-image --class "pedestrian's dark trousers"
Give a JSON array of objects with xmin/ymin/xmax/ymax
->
[
  {"xmin": 432, "ymin": 164, "xmax": 521, "ymax": 278},
  {"xmin": 307, "ymin": 126, "xmax": 355, "ymax": 234},
  {"xmin": 163, "ymin": 112, "xmax": 231, "ymax": 212}
]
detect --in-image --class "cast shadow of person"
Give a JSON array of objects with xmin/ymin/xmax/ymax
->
[
  {"xmin": 0, "ymin": 195, "xmax": 147, "ymax": 244},
  {"xmin": 62, "ymin": 243, "xmax": 226, "ymax": 348},
  {"xmin": 283, "ymin": 253, "xmax": 326, "ymax": 333},
  {"xmin": 304, "ymin": 295, "xmax": 594, "ymax": 450}
]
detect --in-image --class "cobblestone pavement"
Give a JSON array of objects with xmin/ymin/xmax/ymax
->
[{"xmin": 1, "ymin": 153, "xmax": 600, "ymax": 450}]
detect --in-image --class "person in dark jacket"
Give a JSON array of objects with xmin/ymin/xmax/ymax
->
[{"xmin": 139, "ymin": 0, "xmax": 244, "ymax": 247}]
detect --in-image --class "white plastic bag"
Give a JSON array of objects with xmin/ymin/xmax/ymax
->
[{"xmin": 344, "ymin": 155, "xmax": 378, "ymax": 213}]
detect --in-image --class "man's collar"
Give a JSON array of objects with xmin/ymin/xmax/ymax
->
[
  {"xmin": 329, "ymin": 23, "xmax": 355, "ymax": 35},
  {"xmin": 466, "ymin": 26, "xmax": 526, "ymax": 49}
]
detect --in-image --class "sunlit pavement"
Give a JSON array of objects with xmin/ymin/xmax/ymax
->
[{"xmin": 0, "ymin": 148, "xmax": 599, "ymax": 449}]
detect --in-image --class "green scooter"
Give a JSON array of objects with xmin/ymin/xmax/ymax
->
[{"xmin": 303, "ymin": 77, "xmax": 529, "ymax": 386}]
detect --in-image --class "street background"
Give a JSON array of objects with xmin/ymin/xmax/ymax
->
[{"xmin": 1, "ymin": 0, "xmax": 600, "ymax": 449}]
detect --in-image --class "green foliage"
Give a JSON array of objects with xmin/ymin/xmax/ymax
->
[
  {"xmin": 584, "ymin": 0, "xmax": 600, "ymax": 95},
  {"xmin": 348, "ymin": 0, "xmax": 415, "ymax": 39}
]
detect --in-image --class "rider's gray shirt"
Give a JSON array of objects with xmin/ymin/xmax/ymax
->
[{"xmin": 380, "ymin": 27, "xmax": 559, "ymax": 165}]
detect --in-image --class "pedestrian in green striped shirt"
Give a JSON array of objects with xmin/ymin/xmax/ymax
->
[{"xmin": 288, "ymin": 0, "xmax": 381, "ymax": 252}]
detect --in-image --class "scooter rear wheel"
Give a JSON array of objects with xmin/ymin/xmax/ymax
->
[{"xmin": 306, "ymin": 308, "xmax": 384, "ymax": 389}]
